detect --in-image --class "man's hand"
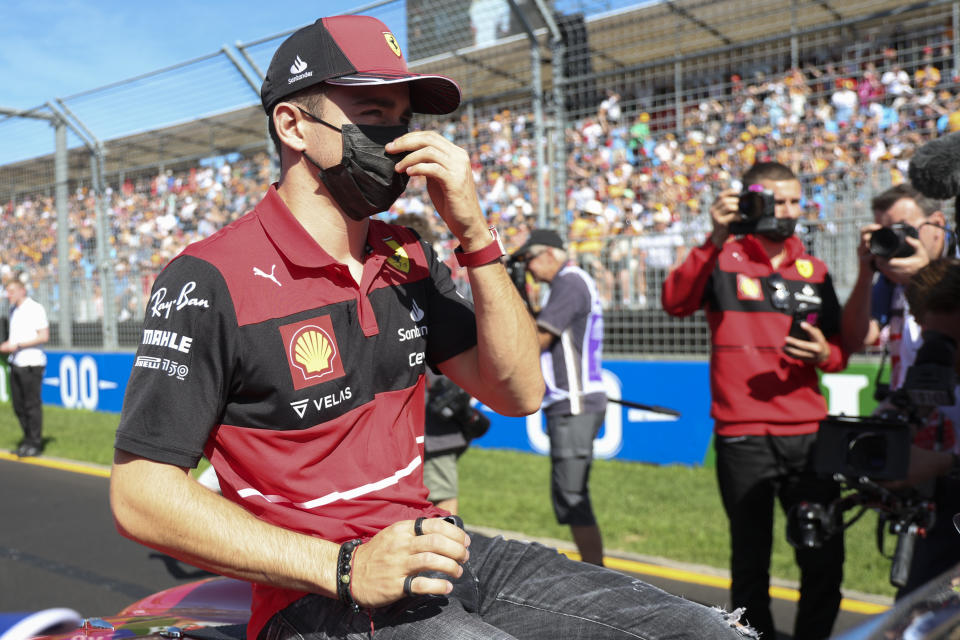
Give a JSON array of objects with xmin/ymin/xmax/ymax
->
[
  {"xmin": 884, "ymin": 446, "xmax": 952, "ymax": 489},
  {"xmin": 0, "ymin": 340, "xmax": 15, "ymax": 354},
  {"xmin": 874, "ymin": 236, "xmax": 930, "ymax": 285},
  {"xmin": 856, "ymin": 222, "xmax": 931, "ymax": 285},
  {"xmin": 388, "ymin": 132, "xmax": 490, "ymax": 251},
  {"xmin": 709, "ymin": 188, "xmax": 741, "ymax": 248},
  {"xmin": 854, "ymin": 222, "xmax": 881, "ymax": 271},
  {"xmin": 349, "ymin": 517, "xmax": 470, "ymax": 608},
  {"xmin": 783, "ymin": 322, "xmax": 831, "ymax": 364}
]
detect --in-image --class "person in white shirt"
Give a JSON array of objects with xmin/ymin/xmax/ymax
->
[{"xmin": 1, "ymin": 278, "xmax": 50, "ymax": 457}]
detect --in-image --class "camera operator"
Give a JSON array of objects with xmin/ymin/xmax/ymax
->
[
  {"xmin": 878, "ymin": 257, "xmax": 960, "ymax": 598},
  {"xmin": 841, "ymin": 183, "xmax": 954, "ymax": 384},
  {"xmin": 511, "ymin": 228, "xmax": 608, "ymax": 566},
  {"xmin": 663, "ymin": 161, "xmax": 848, "ymax": 640}
]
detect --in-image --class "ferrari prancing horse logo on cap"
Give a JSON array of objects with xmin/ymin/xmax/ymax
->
[{"xmin": 384, "ymin": 32, "xmax": 402, "ymax": 57}]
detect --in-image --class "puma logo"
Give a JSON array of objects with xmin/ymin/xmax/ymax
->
[{"xmin": 253, "ymin": 265, "xmax": 282, "ymax": 287}]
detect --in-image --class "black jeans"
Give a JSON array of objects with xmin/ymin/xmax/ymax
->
[
  {"xmin": 11, "ymin": 364, "xmax": 44, "ymax": 448},
  {"xmin": 260, "ymin": 533, "xmax": 753, "ymax": 640},
  {"xmin": 715, "ymin": 433, "xmax": 844, "ymax": 640}
]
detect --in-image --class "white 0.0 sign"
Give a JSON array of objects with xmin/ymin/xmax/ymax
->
[{"xmin": 58, "ymin": 355, "xmax": 100, "ymax": 410}]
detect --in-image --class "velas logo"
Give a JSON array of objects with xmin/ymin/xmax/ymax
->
[
  {"xmin": 796, "ymin": 259, "xmax": 814, "ymax": 279},
  {"xmin": 279, "ymin": 316, "xmax": 346, "ymax": 390},
  {"xmin": 736, "ymin": 274, "xmax": 764, "ymax": 301},
  {"xmin": 290, "ymin": 55, "xmax": 308, "ymax": 74},
  {"xmin": 384, "ymin": 237, "xmax": 410, "ymax": 273},
  {"xmin": 383, "ymin": 32, "xmax": 402, "ymax": 58}
]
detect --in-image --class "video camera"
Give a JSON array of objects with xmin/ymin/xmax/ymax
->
[
  {"xmin": 869, "ymin": 223, "xmax": 919, "ymax": 259},
  {"xmin": 784, "ymin": 331, "xmax": 957, "ymax": 587}
]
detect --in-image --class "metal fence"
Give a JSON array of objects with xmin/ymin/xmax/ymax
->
[{"xmin": 0, "ymin": 0, "xmax": 956, "ymax": 356}]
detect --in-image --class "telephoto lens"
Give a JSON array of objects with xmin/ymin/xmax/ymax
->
[{"xmin": 869, "ymin": 223, "xmax": 918, "ymax": 259}]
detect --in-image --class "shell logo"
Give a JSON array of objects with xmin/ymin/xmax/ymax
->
[
  {"xmin": 736, "ymin": 274, "xmax": 763, "ymax": 301},
  {"xmin": 279, "ymin": 315, "xmax": 345, "ymax": 390},
  {"xmin": 292, "ymin": 327, "xmax": 336, "ymax": 379}
]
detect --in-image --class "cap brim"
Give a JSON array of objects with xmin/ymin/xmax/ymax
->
[{"xmin": 326, "ymin": 73, "xmax": 461, "ymax": 115}]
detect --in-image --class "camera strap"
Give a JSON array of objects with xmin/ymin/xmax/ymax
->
[{"xmin": 873, "ymin": 344, "xmax": 890, "ymax": 402}]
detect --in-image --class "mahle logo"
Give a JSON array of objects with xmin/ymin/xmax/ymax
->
[{"xmin": 280, "ymin": 316, "xmax": 345, "ymax": 390}]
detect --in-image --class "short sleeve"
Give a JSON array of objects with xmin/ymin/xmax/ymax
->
[
  {"xmin": 537, "ymin": 272, "xmax": 589, "ymax": 336},
  {"xmin": 420, "ymin": 240, "xmax": 478, "ymax": 366},
  {"xmin": 114, "ymin": 255, "xmax": 239, "ymax": 468}
]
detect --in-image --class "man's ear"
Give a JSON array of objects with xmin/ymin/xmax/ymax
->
[{"xmin": 274, "ymin": 103, "xmax": 308, "ymax": 153}]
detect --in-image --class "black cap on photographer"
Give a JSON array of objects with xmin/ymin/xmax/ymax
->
[{"xmin": 513, "ymin": 229, "xmax": 565, "ymax": 259}]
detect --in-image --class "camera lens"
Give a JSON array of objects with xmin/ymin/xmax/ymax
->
[
  {"xmin": 869, "ymin": 227, "xmax": 901, "ymax": 258},
  {"xmin": 739, "ymin": 193, "xmax": 763, "ymax": 218},
  {"xmin": 869, "ymin": 224, "xmax": 917, "ymax": 259},
  {"xmin": 847, "ymin": 432, "xmax": 887, "ymax": 473}
]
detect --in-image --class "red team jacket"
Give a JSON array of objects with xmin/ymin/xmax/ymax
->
[{"xmin": 662, "ymin": 235, "xmax": 847, "ymax": 437}]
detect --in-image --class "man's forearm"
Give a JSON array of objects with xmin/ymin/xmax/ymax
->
[
  {"xmin": 110, "ymin": 452, "xmax": 338, "ymax": 596},
  {"xmin": 841, "ymin": 267, "xmax": 875, "ymax": 355},
  {"xmin": 466, "ymin": 261, "xmax": 543, "ymax": 416}
]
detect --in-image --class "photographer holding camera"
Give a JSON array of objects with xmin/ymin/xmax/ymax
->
[
  {"xmin": 841, "ymin": 183, "xmax": 953, "ymax": 384},
  {"xmin": 511, "ymin": 228, "xmax": 608, "ymax": 566},
  {"xmin": 865, "ymin": 257, "xmax": 960, "ymax": 598},
  {"xmin": 663, "ymin": 161, "xmax": 848, "ymax": 640}
]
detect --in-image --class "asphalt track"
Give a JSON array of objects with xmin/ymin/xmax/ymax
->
[{"xmin": 0, "ymin": 454, "xmax": 891, "ymax": 638}]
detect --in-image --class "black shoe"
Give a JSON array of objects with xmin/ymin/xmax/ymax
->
[{"xmin": 16, "ymin": 444, "xmax": 41, "ymax": 458}]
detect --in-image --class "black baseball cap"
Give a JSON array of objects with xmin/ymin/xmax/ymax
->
[
  {"xmin": 512, "ymin": 229, "xmax": 565, "ymax": 258},
  {"xmin": 260, "ymin": 15, "xmax": 461, "ymax": 116}
]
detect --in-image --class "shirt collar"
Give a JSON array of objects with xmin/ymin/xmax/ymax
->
[
  {"xmin": 256, "ymin": 184, "xmax": 399, "ymax": 270},
  {"xmin": 740, "ymin": 233, "xmax": 804, "ymax": 269}
]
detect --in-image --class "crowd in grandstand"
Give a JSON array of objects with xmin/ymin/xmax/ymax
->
[{"xmin": 3, "ymin": 37, "xmax": 958, "ymax": 316}]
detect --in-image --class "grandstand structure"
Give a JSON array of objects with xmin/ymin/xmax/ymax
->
[{"xmin": 1, "ymin": 0, "xmax": 957, "ymax": 355}]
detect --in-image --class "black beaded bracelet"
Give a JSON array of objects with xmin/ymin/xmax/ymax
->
[{"xmin": 336, "ymin": 538, "xmax": 363, "ymax": 613}]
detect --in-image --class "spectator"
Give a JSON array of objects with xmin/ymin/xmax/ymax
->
[
  {"xmin": 1, "ymin": 276, "xmax": 50, "ymax": 458},
  {"xmin": 568, "ymin": 199, "xmax": 613, "ymax": 306},
  {"xmin": 662, "ymin": 161, "xmax": 848, "ymax": 639},
  {"xmin": 637, "ymin": 207, "xmax": 686, "ymax": 309}
]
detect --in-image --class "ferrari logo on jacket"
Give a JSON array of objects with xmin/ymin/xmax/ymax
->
[{"xmin": 796, "ymin": 259, "xmax": 814, "ymax": 279}]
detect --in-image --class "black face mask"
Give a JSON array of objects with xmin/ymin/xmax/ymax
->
[
  {"xmin": 753, "ymin": 216, "xmax": 798, "ymax": 242},
  {"xmin": 299, "ymin": 107, "xmax": 409, "ymax": 221}
]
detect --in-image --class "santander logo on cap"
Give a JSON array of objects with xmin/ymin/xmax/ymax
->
[{"xmin": 290, "ymin": 55, "xmax": 308, "ymax": 74}]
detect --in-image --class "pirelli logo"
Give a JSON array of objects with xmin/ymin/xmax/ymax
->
[{"xmin": 279, "ymin": 315, "xmax": 346, "ymax": 390}]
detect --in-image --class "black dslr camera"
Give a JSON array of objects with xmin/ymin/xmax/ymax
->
[
  {"xmin": 427, "ymin": 377, "xmax": 491, "ymax": 441},
  {"xmin": 729, "ymin": 186, "xmax": 776, "ymax": 235},
  {"xmin": 869, "ymin": 223, "xmax": 919, "ymax": 259}
]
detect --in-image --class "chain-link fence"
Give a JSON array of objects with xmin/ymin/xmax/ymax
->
[{"xmin": 1, "ymin": 0, "xmax": 956, "ymax": 356}]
